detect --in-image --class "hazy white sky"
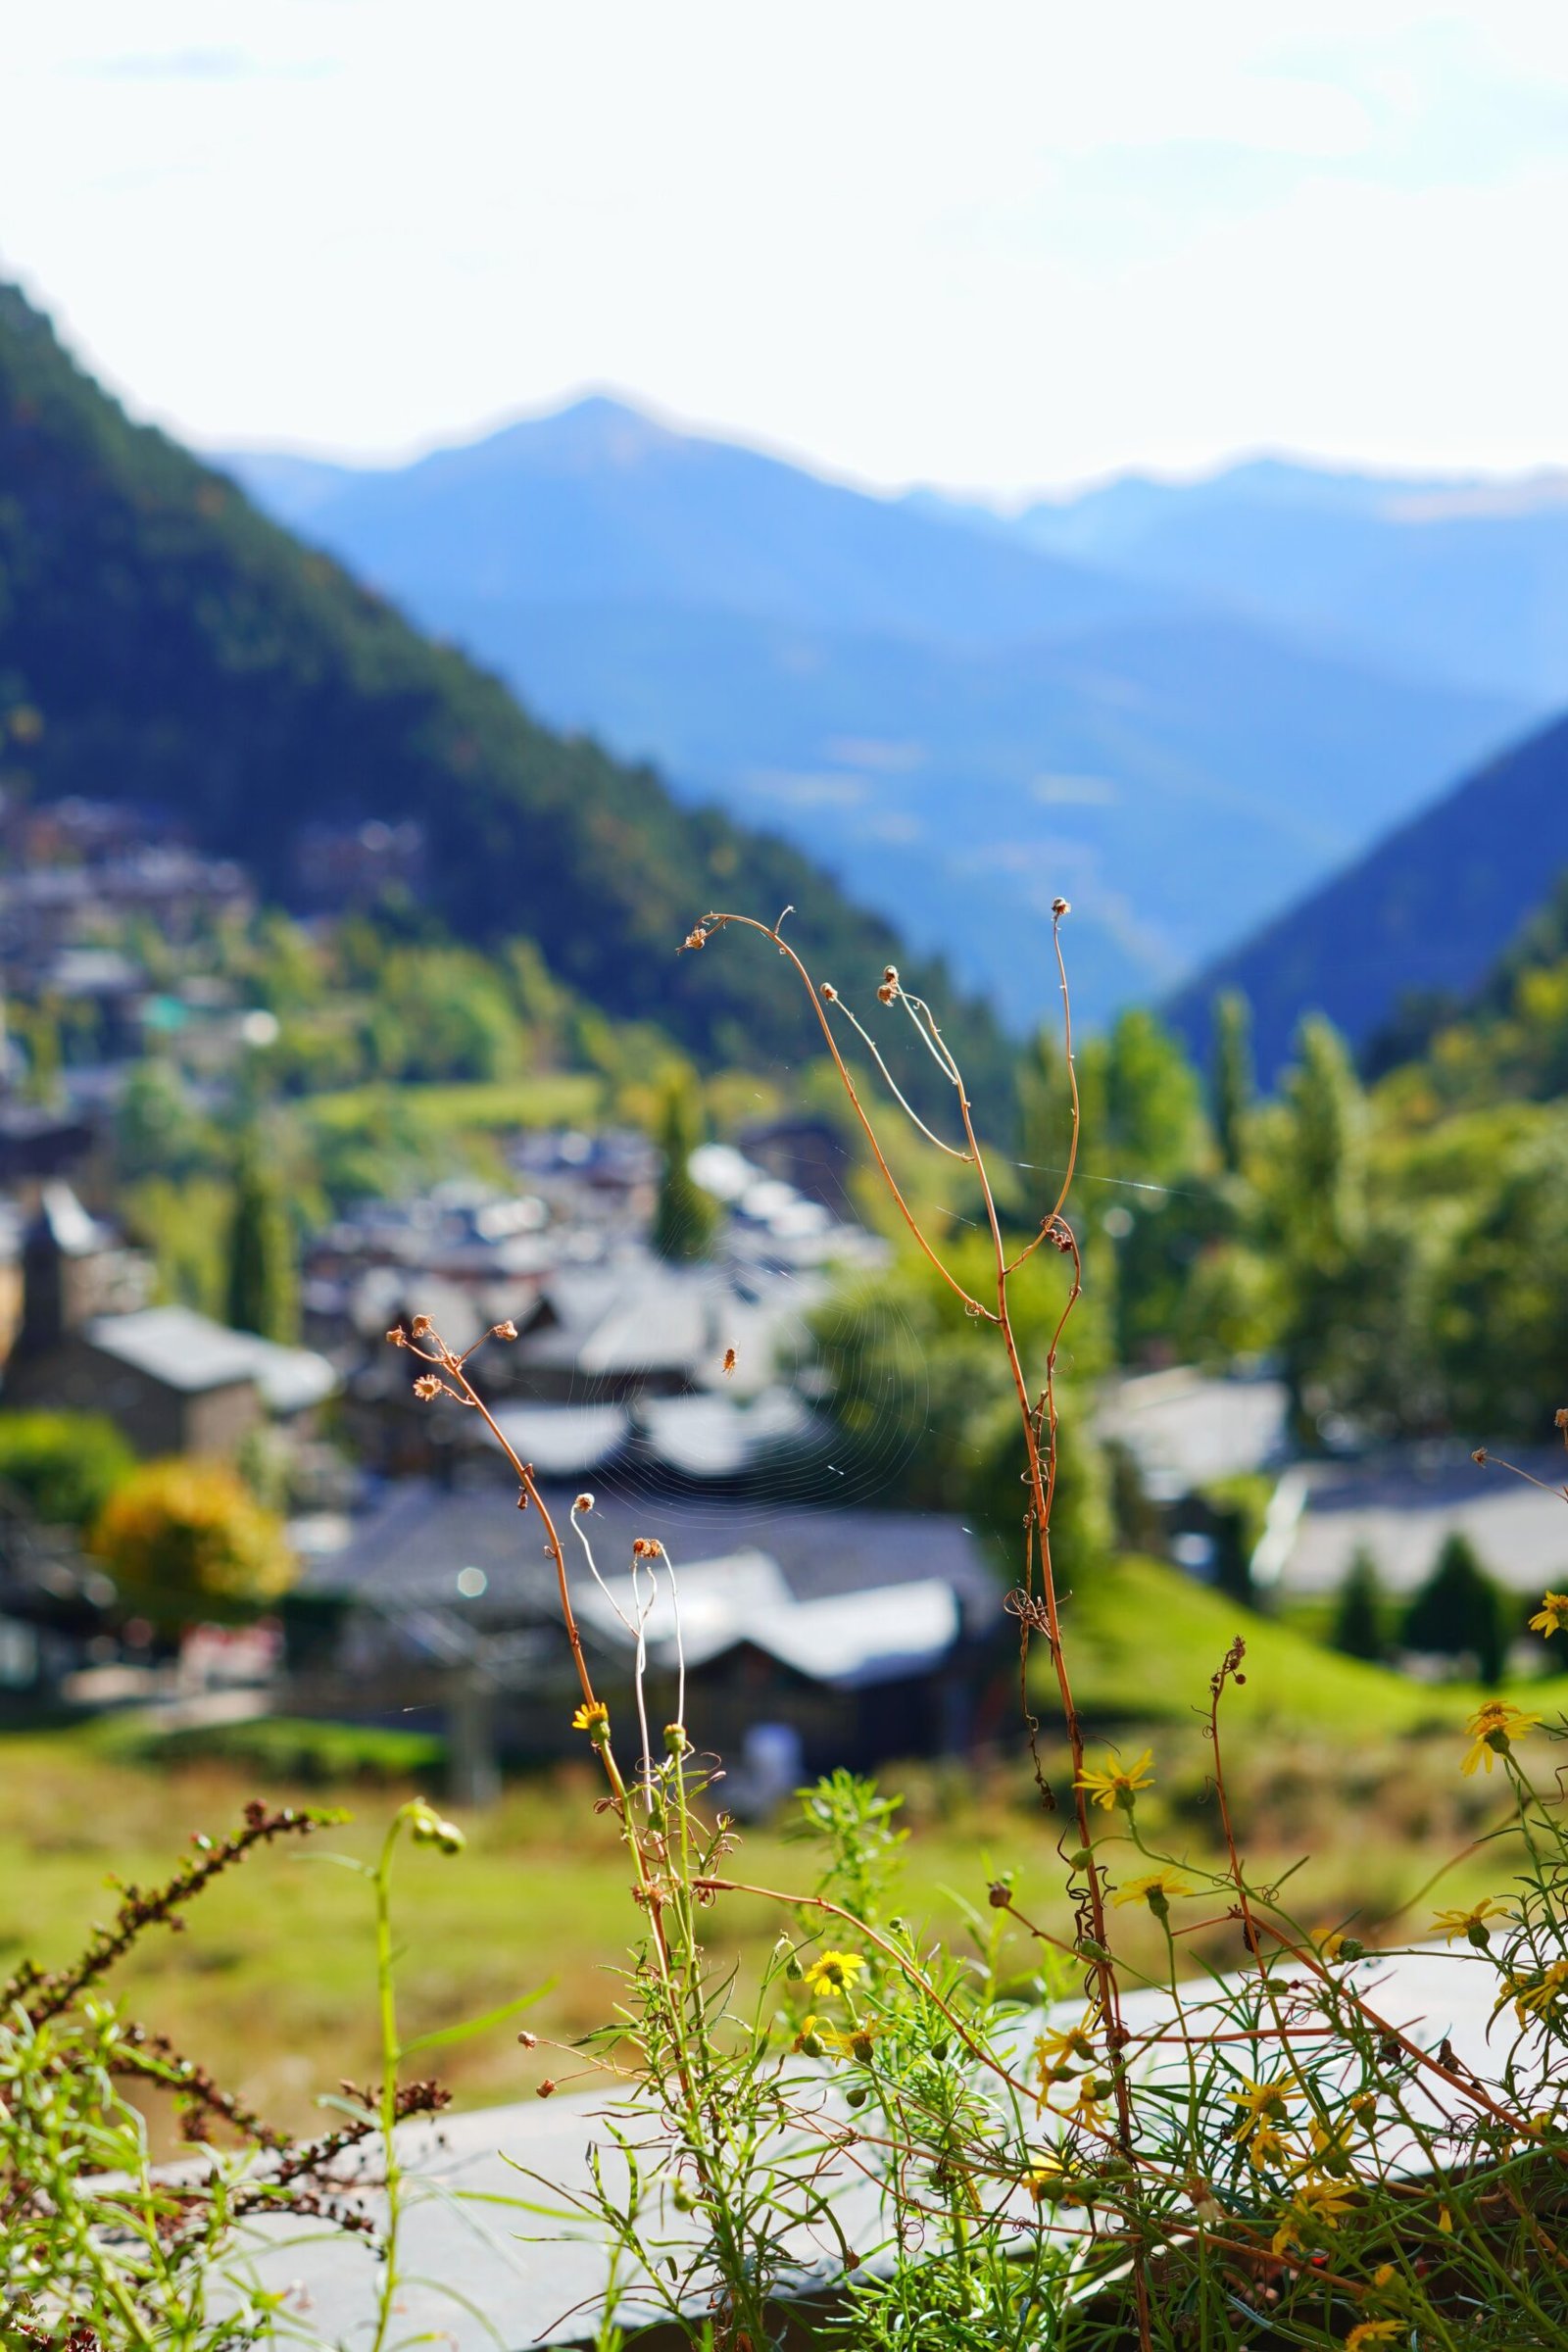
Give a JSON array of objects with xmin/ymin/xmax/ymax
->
[{"xmin": 7, "ymin": 1, "xmax": 1568, "ymax": 492}]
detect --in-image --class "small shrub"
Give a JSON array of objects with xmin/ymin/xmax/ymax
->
[
  {"xmin": 0, "ymin": 1409, "xmax": 134, "ymax": 1529},
  {"xmin": 89, "ymin": 1458, "xmax": 295, "ymax": 1628}
]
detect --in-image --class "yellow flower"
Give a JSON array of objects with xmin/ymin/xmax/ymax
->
[
  {"xmin": 1529, "ymin": 1590, "xmax": 1568, "ymax": 1639},
  {"xmin": 804, "ymin": 1949, "xmax": 865, "ymax": 1999},
  {"xmin": 1023, "ymin": 2151, "xmax": 1081, "ymax": 2207},
  {"xmin": 571, "ymin": 1698, "xmax": 611, "ymax": 1743},
  {"xmin": 1112, "ymin": 1869, "xmax": 1195, "ymax": 1917},
  {"xmin": 1232, "ymin": 2076, "xmax": 1295, "ymax": 2142},
  {"xmin": 1429, "ymin": 1896, "xmax": 1511, "ymax": 1947},
  {"xmin": 1034, "ymin": 2022, "xmax": 1097, "ymax": 2077},
  {"xmin": 1245, "ymin": 2122, "xmax": 1290, "ymax": 2173},
  {"xmin": 1347, "ymin": 2325, "xmax": 1401, "ymax": 2350},
  {"xmin": 1461, "ymin": 1699, "xmax": 1542, "ymax": 1776},
  {"xmin": 1511, "ymin": 1960, "xmax": 1568, "ymax": 2025},
  {"xmin": 1270, "ymin": 2176, "xmax": 1354, "ymax": 2257},
  {"xmin": 1075, "ymin": 1746, "xmax": 1155, "ymax": 1812},
  {"xmin": 1067, "ymin": 2076, "xmax": 1111, "ymax": 2133}
]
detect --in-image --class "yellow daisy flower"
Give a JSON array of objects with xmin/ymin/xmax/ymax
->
[
  {"xmin": 1511, "ymin": 1959, "xmax": 1568, "ymax": 2025},
  {"xmin": 1528, "ymin": 1590, "xmax": 1568, "ymax": 1639},
  {"xmin": 1461, "ymin": 1699, "xmax": 1541, "ymax": 1776},
  {"xmin": 1346, "ymin": 2324, "xmax": 1401, "ymax": 2350},
  {"xmin": 1075, "ymin": 1746, "xmax": 1155, "ymax": 1812},
  {"xmin": 1034, "ymin": 2022, "xmax": 1097, "ymax": 2075},
  {"xmin": 1429, "ymin": 1896, "xmax": 1510, "ymax": 1947},
  {"xmin": 1231, "ymin": 2076, "xmax": 1295, "ymax": 2142},
  {"xmin": 571, "ymin": 1698, "xmax": 611, "ymax": 1742},
  {"xmin": 1270, "ymin": 2176, "xmax": 1354, "ymax": 2258},
  {"xmin": 1112, "ymin": 1868, "xmax": 1195, "ymax": 1917},
  {"xmin": 1244, "ymin": 2121, "xmax": 1290, "ymax": 2173},
  {"xmin": 804, "ymin": 1949, "xmax": 865, "ymax": 1998}
]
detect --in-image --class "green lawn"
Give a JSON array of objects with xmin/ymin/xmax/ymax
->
[
  {"xmin": 3, "ymin": 1676, "xmax": 1527, "ymax": 2151},
  {"xmin": 1056, "ymin": 1551, "xmax": 1484, "ymax": 1735},
  {"xmin": 298, "ymin": 1072, "xmax": 605, "ymax": 1136}
]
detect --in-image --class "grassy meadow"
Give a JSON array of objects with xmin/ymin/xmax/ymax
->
[{"xmin": 3, "ymin": 1590, "xmax": 1523, "ymax": 2155}]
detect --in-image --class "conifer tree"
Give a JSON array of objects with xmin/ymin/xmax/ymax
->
[
  {"xmin": 224, "ymin": 1131, "xmax": 299, "ymax": 1342},
  {"xmin": 1210, "ymin": 991, "xmax": 1254, "ymax": 1176},
  {"xmin": 1402, "ymin": 1532, "xmax": 1505, "ymax": 1685},
  {"xmin": 651, "ymin": 1074, "xmax": 718, "ymax": 1263},
  {"xmin": 1331, "ymin": 1545, "xmax": 1385, "ymax": 1663}
]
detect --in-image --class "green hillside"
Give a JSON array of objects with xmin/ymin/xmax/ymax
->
[
  {"xmin": 1056, "ymin": 1553, "xmax": 1476, "ymax": 1737},
  {"xmin": 0, "ymin": 282, "xmax": 1004, "ymax": 1087}
]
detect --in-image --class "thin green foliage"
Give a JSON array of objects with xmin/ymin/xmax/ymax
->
[{"xmin": 394, "ymin": 906, "xmax": 1568, "ymax": 2350}]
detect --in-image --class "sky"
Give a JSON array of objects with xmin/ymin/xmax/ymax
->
[{"xmin": 7, "ymin": 1, "xmax": 1568, "ymax": 494}]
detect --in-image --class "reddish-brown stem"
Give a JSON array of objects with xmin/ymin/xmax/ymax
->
[{"xmin": 686, "ymin": 913, "xmax": 994, "ymax": 1319}]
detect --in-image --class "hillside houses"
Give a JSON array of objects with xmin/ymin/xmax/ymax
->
[
  {"xmin": 1, "ymin": 1185, "xmax": 337, "ymax": 1457},
  {"xmin": 287, "ymin": 1481, "xmax": 1005, "ymax": 1788}
]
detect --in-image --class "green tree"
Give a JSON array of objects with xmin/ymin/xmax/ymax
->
[
  {"xmin": 651, "ymin": 1073, "xmax": 719, "ymax": 1263},
  {"xmin": 89, "ymin": 1458, "xmax": 295, "ymax": 1627},
  {"xmin": 0, "ymin": 1411, "xmax": 134, "ymax": 1529},
  {"xmin": 115, "ymin": 1059, "xmax": 219, "ymax": 1184},
  {"xmin": 1331, "ymin": 1545, "xmax": 1386, "ymax": 1663},
  {"xmin": 1401, "ymin": 1532, "xmax": 1505, "ymax": 1685},
  {"xmin": 1098, "ymin": 1006, "xmax": 1203, "ymax": 1184},
  {"xmin": 1438, "ymin": 1131, "xmax": 1568, "ymax": 1439},
  {"xmin": 224, "ymin": 1134, "xmax": 299, "ymax": 1342},
  {"xmin": 1210, "ymin": 991, "xmax": 1254, "ymax": 1176},
  {"xmin": 1269, "ymin": 1015, "xmax": 1369, "ymax": 1441}
]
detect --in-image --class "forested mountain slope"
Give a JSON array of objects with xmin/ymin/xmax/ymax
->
[
  {"xmin": 1167, "ymin": 709, "xmax": 1568, "ymax": 1080},
  {"xmin": 0, "ymin": 285, "xmax": 999, "ymax": 1079}
]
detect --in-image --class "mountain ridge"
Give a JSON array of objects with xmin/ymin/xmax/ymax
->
[
  {"xmin": 1165, "ymin": 710, "xmax": 1568, "ymax": 1082},
  {"xmin": 225, "ymin": 398, "xmax": 1524, "ymax": 1029}
]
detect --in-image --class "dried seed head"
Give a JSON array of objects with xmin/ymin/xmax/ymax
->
[
  {"xmin": 1472, "ymin": 1446, "xmax": 1489, "ymax": 1465},
  {"xmin": 882, "ymin": 964, "xmax": 899, "ymax": 984},
  {"xmin": 819, "ymin": 982, "xmax": 838, "ymax": 1001},
  {"xmin": 410, "ymin": 1313, "xmax": 432, "ymax": 1338},
  {"xmin": 632, "ymin": 1537, "xmax": 664, "ymax": 1559},
  {"xmin": 516, "ymin": 2031, "xmax": 538, "ymax": 2048},
  {"xmin": 413, "ymin": 1374, "xmax": 443, "ymax": 1400},
  {"xmin": 574, "ymin": 1492, "xmax": 595, "ymax": 1513},
  {"xmin": 493, "ymin": 1319, "xmax": 517, "ymax": 1341},
  {"xmin": 536, "ymin": 2079, "xmax": 556, "ymax": 2098},
  {"xmin": 876, "ymin": 983, "xmax": 897, "ymax": 1004},
  {"xmin": 385, "ymin": 1326, "xmax": 408, "ymax": 1348},
  {"xmin": 1052, "ymin": 896, "xmax": 1071, "ymax": 917},
  {"xmin": 681, "ymin": 925, "xmax": 709, "ymax": 953}
]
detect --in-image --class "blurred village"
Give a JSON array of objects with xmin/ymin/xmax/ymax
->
[{"xmin": 0, "ymin": 793, "xmax": 1565, "ymax": 1811}]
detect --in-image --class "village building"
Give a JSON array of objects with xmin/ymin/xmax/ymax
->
[
  {"xmin": 286, "ymin": 1481, "xmax": 1006, "ymax": 1793},
  {"xmin": 2, "ymin": 1187, "xmax": 336, "ymax": 1456}
]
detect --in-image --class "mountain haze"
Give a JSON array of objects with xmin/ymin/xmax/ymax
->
[
  {"xmin": 956, "ymin": 457, "xmax": 1568, "ymax": 706},
  {"xmin": 227, "ymin": 403, "xmax": 1523, "ymax": 1028}
]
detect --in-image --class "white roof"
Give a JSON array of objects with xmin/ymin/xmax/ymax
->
[
  {"xmin": 83, "ymin": 1306, "xmax": 338, "ymax": 1414},
  {"xmin": 483, "ymin": 1402, "xmax": 628, "ymax": 1479},
  {"xmin": 572, "ymin": 1545, "xmax": 960, "ymax": 1687},
  {"xmin": 1276, "ymin": 1453, "xmax": 1568, "ymax": 1596},
  {"xmin": 1097, "ymin": 1367, "xmax": 1289, "ymax": 1496}
]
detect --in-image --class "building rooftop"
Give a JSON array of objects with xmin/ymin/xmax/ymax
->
[
  {"xmin": 302, "ymin": 1480, "xmax": 1003, "ymax": 1644},
  {"xmin": 83, "ymin": 1305, "xmax": 339, "ymax": 1414}
]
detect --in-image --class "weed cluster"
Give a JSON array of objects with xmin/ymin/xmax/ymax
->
[{"xmin": 395, "ymin": 907, "xmax": 1567, "ymax": 2349}]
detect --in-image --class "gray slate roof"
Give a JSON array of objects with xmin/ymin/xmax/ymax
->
[
  {"xmin": 302, "ymin": 1479, "xmax": 1003, "ymax": 1640},
  {"xmin": 83, "ymin": 1306, "xmax": 339, "ymax": 1413}
]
